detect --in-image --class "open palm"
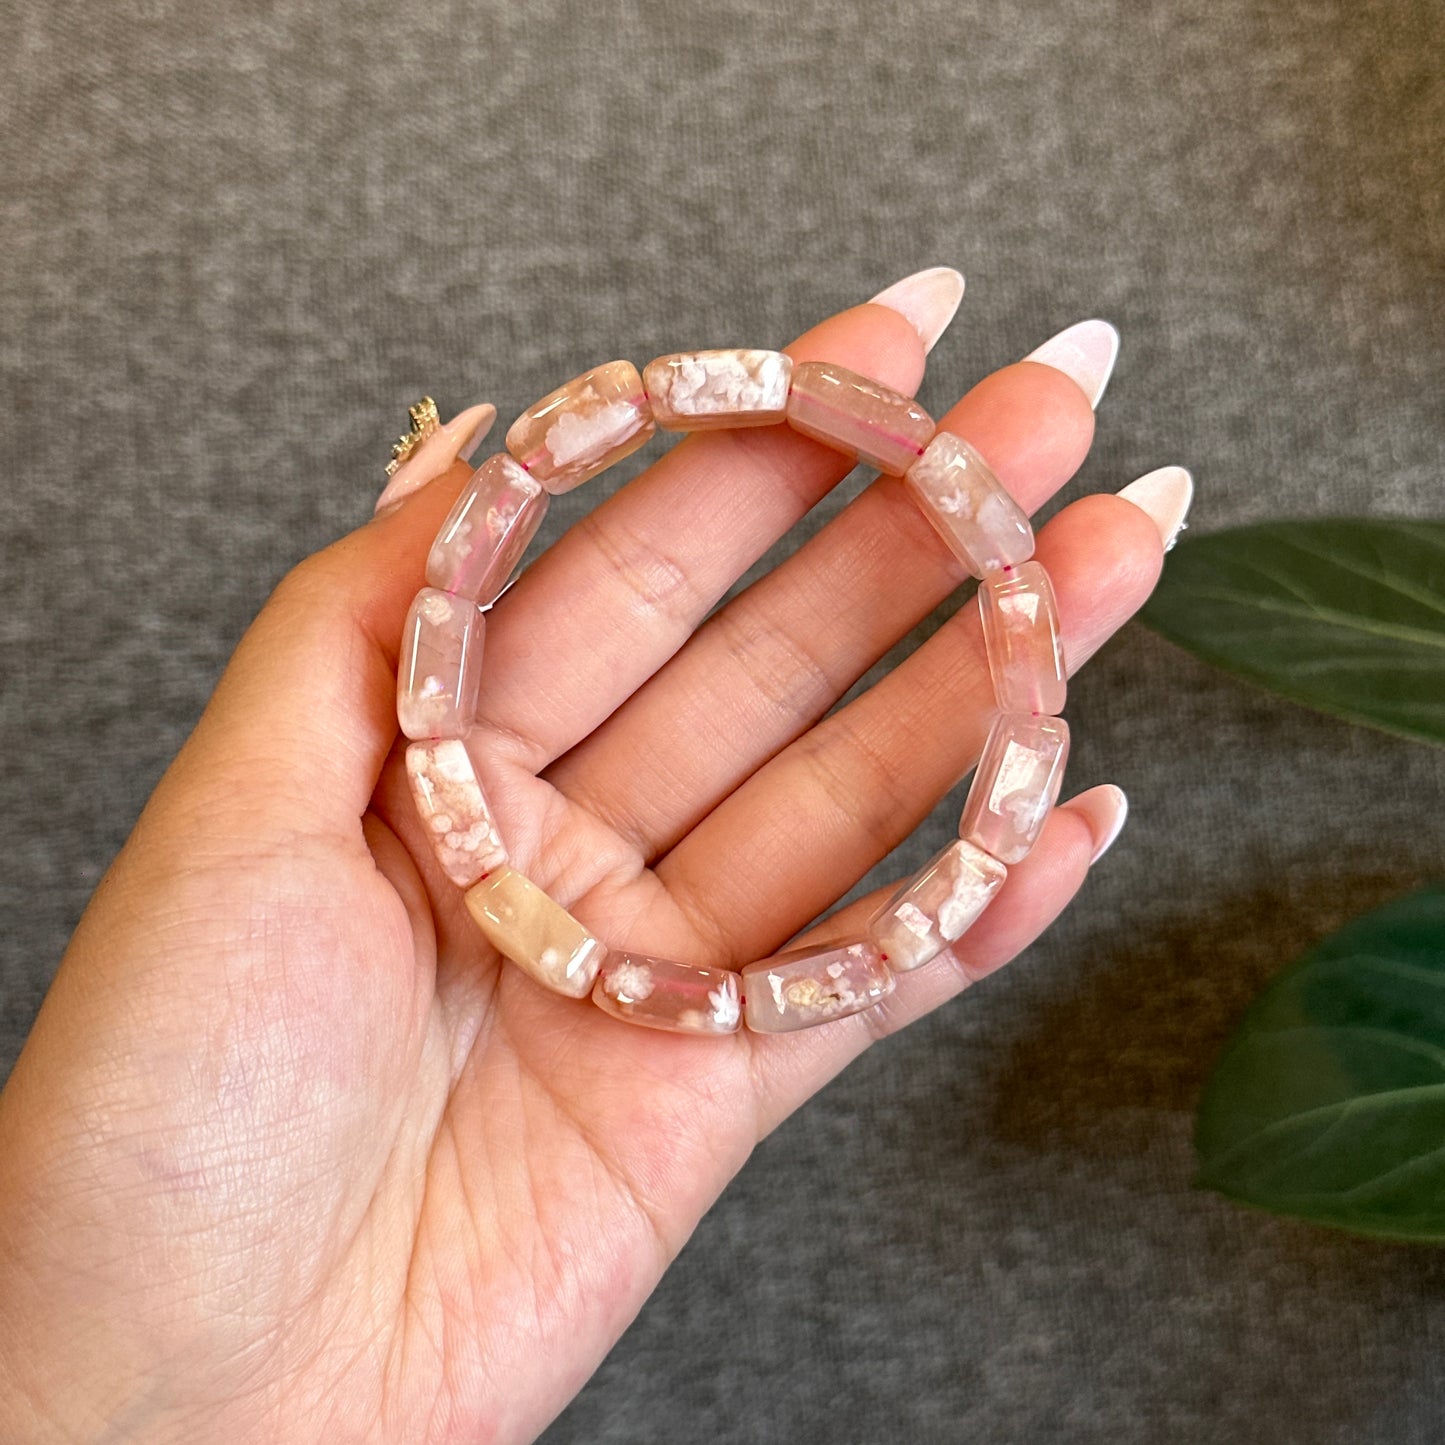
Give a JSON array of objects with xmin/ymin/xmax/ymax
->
[{"xmin": 0, "ymin": 293, "xmax": 1166, "ymax": 1442}]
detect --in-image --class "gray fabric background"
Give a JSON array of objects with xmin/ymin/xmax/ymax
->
[{"xmin": 3, "ymin": 0, "xmax": 1443, "ymax": 1439}]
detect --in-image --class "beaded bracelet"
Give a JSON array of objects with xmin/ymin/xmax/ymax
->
[{"xmin": 393, "ymin": 350, "xmax": 1070, "ymax": 1038}]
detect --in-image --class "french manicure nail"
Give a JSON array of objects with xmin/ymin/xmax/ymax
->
[
  {"xmin": 375, "ymin": 401, "xmax": 498, "ymax": 516},
  {"xmin": 1025, "ymin": 319, "xmax": 1120, "ymax": 409},
  {"xmin": 868, "ymin": 266, "xmax": 966, "ymax": 356},
  {"xmin": 1066, "ymin": 784, "xmax": 1129, "ymax": 864},
  {"xmin": 1116, "ymin": 465, "xmax": 1194, "ymax": 551},
  {"xmin": 456, "ymin": 407, "xmax": 495, "ymax": 464}
]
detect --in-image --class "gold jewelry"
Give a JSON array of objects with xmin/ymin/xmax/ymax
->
[{"xmin": 385, "ymin": 397, "xmax": 441, "ymax": 477}]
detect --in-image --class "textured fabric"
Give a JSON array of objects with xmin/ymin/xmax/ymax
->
[{"xmin": 3, "ymin": 1, "xmax": 1444, "ymax": 1440}]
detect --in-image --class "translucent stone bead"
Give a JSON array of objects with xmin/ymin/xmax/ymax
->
[
  {"xmin": 904, "ymin": 431, "xmax": 1034, "ymax": 578},
  {"xmin": 785, "ymin": 360, "xmax": 934, "ymax": 475},
  {"xmin": 978, "ymin": 561, "xmax": 1067, "ymax": 715},
  {"xmin": 506, "ymin": 360, "xmax": 654, "ymax": 493},
  {"xmin": 426, "ymin": 452, "xmax": 549, "ymax": 604},
  {"xmin": 464, "ymin": 866, "xmax": 606, "ymax": 999},
  {"xmin": 868, "ymin": 839, "xmax": 1008, "ymax": 973},
  {"xmin": 405, "ymin": 739, "xmax": 506, "ymax": 886},
  {"xmin": 959, "ymin": 713, "xmax": 1071, "ymax": 864},
  {"xmin": 742, "ymin": 941, "xmax": 893, "ymax": 1034},
  {"xmin": 397, "ymin": 588, "xmax": 485, "ymax": 740},
  {"xmin": 642, "ymin": 349, "xmax": 792, "ymax": 431},
  {"xmin": 592, "ymin": 953, "xmax": 743, "ymax": 1035}
]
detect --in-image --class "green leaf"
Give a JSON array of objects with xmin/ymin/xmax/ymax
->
[
  {"xmin": 1139, "ymin": 519, "xmax": 1445, "ymax": 746},
  {"xmin": 1196, "ymin": 887, "xmax": 1445, "ymax": 1240}
]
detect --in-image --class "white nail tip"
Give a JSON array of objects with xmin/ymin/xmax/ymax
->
[
  {"xmin": 1025, "ymin": 319, "xmax": 1119, "ymax": 409},
  {"xmin": 868, "ymin": 266, "xmax": 966, "ymax": 355},
  {"xmin": 1116, "ymin": 466, "xmax": 1194, "ymax": 552}
]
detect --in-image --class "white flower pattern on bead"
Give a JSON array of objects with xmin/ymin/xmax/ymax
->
[
  {"xmin": 545, "ymin": 400, "xmax": 641, "ymax": 470},
  {"xmin": 603, "ymin": 958, "xmax": 655, "ymax": 1004},
  {"xmin": 708, "ymin": 976, "xmax": 741, "ymax": 1030},
  {"xmin": 644, "ymin": 349, "xmax": 792, "ymax": 429}
]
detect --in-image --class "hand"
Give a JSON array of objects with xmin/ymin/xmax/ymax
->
[{"xmin": 0, "ymin": 287, "xmax": 1167, "ymax": 1443}]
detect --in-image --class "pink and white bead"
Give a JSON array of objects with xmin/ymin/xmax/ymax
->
[
  {"xmin": 405, "ymin": 739, "xmax": 506, "ymax": 886},
  {"xmin": 978, "ymin": 561, "xmax": 1067, "ymax": 716},
  {"xmin": 392, "ymin": 329, "xmax": 1098, "ymax": 1036},
  {"xmin": 427, "ymin": 453, "xmax": 548, "ymax": 605},
  {"xmin": 742, "ymin": 941, "xmax": 894, "ymax": 1033},
  {"xmin": 905, "ymin": 431, "xmax": 1033, "ymax": 578},
  {"xmin": 506, "ymin": 360, "xmax": 654, "ymax": 493},
  {"xmin": 785, "ymin": 360, "xmax": 935, "ymax": 475},
  {"xmin": 592, "ymin": 953, "xmax": 743, "ymax": 1034},
  {"xmin": 868, "ymin": 838, "xmax": 1007, "ymax": 973},
  {"xmin": 959, "ymin": 714, "xmax": 1071, "ymax": 864},
  {"xmin": 397, "ymin": 588, "xmax": 485, "ymax": 740},
  {"xmin": 643, "ymin": 349, "xmax": 791, "ymax": 431}
]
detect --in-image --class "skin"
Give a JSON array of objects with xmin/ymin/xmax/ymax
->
[{"xmin": 0, "ymin": 302, "xmax": 1163, "ymax": 1442}]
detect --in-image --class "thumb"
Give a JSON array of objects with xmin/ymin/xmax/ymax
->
[{"xmin": 153, "ymin": 402, "xmax": 497, "ymax": 843}]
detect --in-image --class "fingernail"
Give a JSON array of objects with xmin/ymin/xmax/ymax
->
[
  {"xmin": 374, "ymin": 401, "xmax": 497, "ymax": 516},
  {"xmin": 868, "ymin": 266, "xmax": 966, "ymax": 355},
  {"xmin": 1116, "ymin": 465, "xmax": 1194, "ymax": 551},
  {"xmin": 1024, "ymin": 319, "xmax": 1119, "ymax": 409},
  {"xmin": 1065, "ymin": 784, "xmax": 1129, "ymax": 864}
]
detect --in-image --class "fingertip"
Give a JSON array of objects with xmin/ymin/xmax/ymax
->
[
  {"xmin": 1060, "ymin": 784, "xmax": 1129, "ymax": 865},
  {"xmin": 786, "ymin": 300, "xmax": 928, "ymax": 399},
  {"xmin": 940, "ymin": 361, "xmax": 1097, "ymax": 510},
  {"xmin": 1036, "ymin": 491, "xmax": 1167, "ymax": 673}
]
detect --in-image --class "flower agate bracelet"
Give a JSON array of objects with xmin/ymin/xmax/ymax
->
[{"xmin": 393, "ymin": 351, "xmax": 1072, "ymax": 1037}]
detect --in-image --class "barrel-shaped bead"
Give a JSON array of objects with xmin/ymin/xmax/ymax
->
[
  {"xmin": 506, "ymin": 360, "xmax": 654, "ymax": 493},
  {"xmin": 785, "ymin": 361, "xmax": 934, "ymax": 475},
  {"xmin": 465, "ymin": 866, "xmax": 606, "ymax": 999},
  {"xmin": 426, "ymin": 453, "xmax": 548, "ymax": 604},
  {"xmin": 868, "ymin": 839, "xmax": 1008, "ymax": 973},
  {"xmin": 397, "ymin": 588, "xmax": 485, "ymax": 740},
  {"xmin": 959, "ymin": 713, "xmax": 1071, "ymax": 864},
  {"xmin": 405, "ymin": 739, "xmax": 506, "ymax": 886},
  {"xmin": 742, "ymin": 941, "xmax": 893, "ymax": 1033},
  {"xmin": 592, "ymin": 953, "xmax": 743, "ymax": 1034},
  {"xmin": 643, "ymin": 349, "xmax": 792, "ymax": 431},
  {"xmin": 905, "ymin": 432, "xmax": 1034, "ymax": 578},
  {"xmin": 977, "ymin": 562, "xmax": 1067, "ymax": 715}
]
